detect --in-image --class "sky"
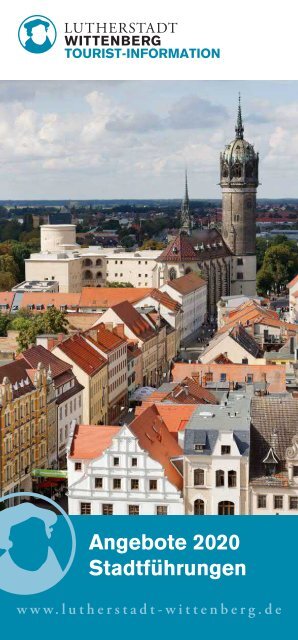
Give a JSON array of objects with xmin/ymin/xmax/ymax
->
[{"xmin": 0, "ymin": 80, "xmax": 298, "ymax": 200}]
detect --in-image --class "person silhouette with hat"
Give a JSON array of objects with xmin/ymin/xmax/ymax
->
[{"xmin": 23, "ymin": 18, "xmax": 53, "ymax": 53}]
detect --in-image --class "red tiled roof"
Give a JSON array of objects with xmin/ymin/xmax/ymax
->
[
  {"xmin": 20, "ymin": 344, "xmax": 72, "ymax": 379},
  {"xmin": 111, "ymin": 301, "xmax": 156, "ymax": 341},
  {"xmin": 88, "ymin": 324, "xmax": 126, "ymax": 353},
  {"xmin": 157, "ymin": 234, "xmax": 199, "ymax": 262},
  {"xmin": 129, "ymin": 405, "xmax": 183, "ymax": 489},
  {"xmin": 55, "ymin": 335, "xmax": 107, "ymax": 375},
  {"xmin": 78, "ymin": 287, "xmax": 149, "ymax": 308},
  {"xmin": 149, "ymin": 289, "xmax": 181, "ymax": 312},
  {"xmin": 70, "ymin": 425, "xmax": 121, "ymax": 459},
  {"xmin": 135, "ymin": 403, "xmax": 196, "ymax": 433},
  {"xmin": 166, "ymin": 272, "xmax": 206, "ymax": 295},
  {"xmin": 0, "ymin": 359, "xmax": 36, "ymax": 398},
  {"xmin": 20, "ymin": 292, "xmax": 80, "ymax": 311},
  {"xmin": 220, "ymin": 300, "xmax": 298, "ymax": 334},
  {"xmin": 171, "ymin": 362, "xmax": 287, "ymax": 394}
]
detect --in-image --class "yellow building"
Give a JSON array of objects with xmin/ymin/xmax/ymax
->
[{"xmin": 0, "ymin": 359, "xmax": 55, "ymax": 497}]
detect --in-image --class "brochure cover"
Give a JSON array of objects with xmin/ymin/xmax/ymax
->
[{"xmin": 0, "ymin": 1, "xmax": 298, "ymax": 638}]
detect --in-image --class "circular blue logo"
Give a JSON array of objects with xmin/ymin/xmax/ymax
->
[
  {"xmin": 18, "ymin": 15, "xmax": 57, "ymax": 54},
  {"xmin": 0, "ymin": 492, "xmax": 76, "ymax": 595}
]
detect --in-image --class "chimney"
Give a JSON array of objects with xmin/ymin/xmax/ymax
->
[{"xmin": 113, "ymin": 324, "xmax": 126, "ymax": 339}]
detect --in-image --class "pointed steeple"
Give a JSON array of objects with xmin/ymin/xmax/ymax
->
[
  {"xmin": 235, "ymin": 93, "xmax": 244, "ymax": 140},
  {"xmin": 180, "ymin": 169, "xmax": 192, "ymax": 235},
  {"xmin": 184, "ymin": 169, "xmax": 189, "ymax": 206}
]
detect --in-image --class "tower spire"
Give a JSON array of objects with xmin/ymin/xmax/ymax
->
[
  {"xmin": 184, "ymin": 169, "xmax": 189, "ymax": 205},
  {"xmin": 235, "ymin": 93, "xmax": 244, "ymax": 139},
  {"xmin": 180, "ymin": 169, "xmax": 191, "ymax": 235}
]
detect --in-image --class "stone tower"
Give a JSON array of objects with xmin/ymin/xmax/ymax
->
[
  {"xmin": 220, "ymin": 96, "xmax": 259, "ymax": 295},
  {"xmin": 180, "ymin": 170, "xmax": 192, "ymax": 235}
]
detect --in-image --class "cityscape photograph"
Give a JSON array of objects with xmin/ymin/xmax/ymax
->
[{"xmin": 0, "ymin": 80, "xmax": 297, "ymax": 516}]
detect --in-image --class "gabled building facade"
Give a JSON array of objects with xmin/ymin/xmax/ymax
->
[
  {"xmin": 182, "ymin": 389, "xmax": 251, "ymax": 515},
  {"xmin": 67, "ymin": 405, "xmax": 184, "ymax": 515}
]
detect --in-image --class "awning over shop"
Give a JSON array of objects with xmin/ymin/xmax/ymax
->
[
  {"xmin": 32, "ymin": 469, "xmax": 68, "ymax": 479},
  {"xmin": 130, "ymin": 386, "xmax": 156, "ymax": 401}
]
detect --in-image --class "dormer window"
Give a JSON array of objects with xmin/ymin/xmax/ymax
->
[
  {"xmin": 194, "ymin": 444, "xmax": 203, "ymax": 452},
  {"xmin": 221, "ymin": 445, "xmax": 231, "ymax": 455},
  {"xmin": 263, "ymin": 447, "xmax": 279, "ymax": 476}
]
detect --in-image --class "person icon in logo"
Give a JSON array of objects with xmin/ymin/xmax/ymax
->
[
  {"xmin": 23, "ymin": 18, "xmax": 53, "ymax": 53},
  {"xmin": 0, "ymin": 502, "xmax": 63, "ymax": 595}
]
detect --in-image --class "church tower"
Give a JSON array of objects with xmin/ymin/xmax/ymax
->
[
  {"xmin": 180, "ymin": 170, "xmax": 192, "ymax": 235},
  {"xmin": 220, "ymin": 96, "xmax": 259, "ymax": 295}
]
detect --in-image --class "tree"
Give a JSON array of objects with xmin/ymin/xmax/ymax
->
[
  {"xmin": 0, "ymin": 254, "xmax": 20, "ymax": 281},
  {"xmin": 16, "ymin": 308, "xmax": 69, "ymax": 352},
  {"xmin": 140, "ymin": 239, "xmax": 166, "ymax": 250},
  {"xmin": 0, "ymin": 312, "xmax": 10, "ymax": 337},
  {"xmin": 41, "ymin": 307, "xmax": 69, "ymax": 334},
  {"xmin": 256, "ymin": 242, "xmax": 298, "ymax": 295},
  {"xmin": 0, "ymin": 272, "xmax": 17, "ymax": 291}
]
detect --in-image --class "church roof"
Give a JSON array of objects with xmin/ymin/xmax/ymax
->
[
  {"xmin": 157, "ymin": 233, "xmax": 199, "ymax": 262},
  {"xmin": 190, "ymin": 228, "xmax": 233, "ymax": 259}
]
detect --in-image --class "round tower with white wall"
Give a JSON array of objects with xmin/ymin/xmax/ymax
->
[{"xmin": 40, "ymin": 224, "xmax": 78, "ymax": 252}]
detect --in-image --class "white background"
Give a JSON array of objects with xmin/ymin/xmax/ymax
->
[{"xmin": 1, "ymin": 0, "xmax": 297, "ymax": 80}]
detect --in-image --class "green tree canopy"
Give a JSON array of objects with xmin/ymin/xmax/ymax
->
[
  {"xmin": 16, "ymin": 308, "xmax": 69, "ymax": 352},
  {"xmin": 256, "ymin": 241, "xmax": 298, "ymax": 295}
]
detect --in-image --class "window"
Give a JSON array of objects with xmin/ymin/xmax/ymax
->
[
  {"xmin": 237, "ymin": 258, "xmax": 243, "ymax": 266},
  {"xmin": 221, "ymin": 445, "xmax": 231, "ymax": 455},
  {"xmin": 237, "ymin": 273, "xmax": 244, "ymax": 280},
  {"xmin": 289, "ymin": 497, "xmax": 298, "ymax": 510},
  {"xmin": 228, "ymin": 470, "xmax": 237, "ymax": 487},
  {"xmin": 149, "ymin": 479, "xmax": 157, "ymax": 491},
  {"xmin": 274, "ymin": 495, "xmax": 283, "ymax": 509},
  {"xmin": 246, "ymin": 374, "xmax": 253, "ymax": 383},
  {"xmin": 95, "ymin": 477, "xmax": 103, "ymax": 489},
  {"xmin": 113, "ymin": 478, "xmax": 121, "ymax": 490},
  {"xmin": 218, "ymin": 501, "xmax": 235, "ymax": 515},
  {"xmin": 216, "ymin": 470, "xmax": 225, "ymax": 487},
  {"xmin": 194, "ymin": 469, "xmax": 204, "ymax": 486},
  {"xmin": 131, "ymin": 457, "xmax": 137, "ymax": 467},
  {"xmin": 220, "ymin": 373, "xmax": 227, "ymax": 382},
  {"xmin": 131, "ymin": 479, "xmax": 139, "ymax": 490},
  {"xmin": 75, "ymin": 462, "xmax": 82, "ymax": 471},
  {"xmin": 194, "ymin": 444, "xmax": 203, "ymax": 452},
  {"xmin": 257, "ymin": 495, "xmax": 267, "ymax": 509},
  {"xmin": 293, "ymin": 467, "xmax": 298, "ymax": 477},
  {"xmin": 194, "ymin": 499, "xmax": 205, "ymax": 515},
  {"xmin": 156, "ymin": 506, "xmax": 167, "ymax": 515},
  {"xmin": 169, "ymin": 267, "xmax": 177, "ymax": 281},
  {"xmin": 113, "ymin": 457, "xmax": 119, "ymax": 466},
  {"xmin": 80, "ymin": 502, "xmax": 91, "ymax": 515},
  {"xmin": 102, "ymin": 504, "xmax": 113, "ymax": 515},
  {"xmin": 129, "ymin": 505, "xmax": 139, "ymax": 515}
]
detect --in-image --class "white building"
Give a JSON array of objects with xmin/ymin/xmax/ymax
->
[
  {"xmin": 182, "ymin": 389, "xmax": 251, "ymax": 515},
  {"xmin": 161, "ymin": 272, "xmax": 207, "ymax": 345},
  {"xmin": 287, "ymin": 274, "xmax": 298, "ymax": 323},
  {"xmin": 199, "ymin": 324, "xmax": 263, "ymax": 365},
  {"xmin": 67, "ymin": 405, "xmax": 184, "ymax": 515}
]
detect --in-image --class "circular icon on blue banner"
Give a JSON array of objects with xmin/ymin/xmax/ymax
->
[
  {"xmin": 18, "ymin": 15, "xmax": 57, "ymax": 54},
  {"xmin": 0, "ymin": 492, "xmax": 75, "ymax": 595}
]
